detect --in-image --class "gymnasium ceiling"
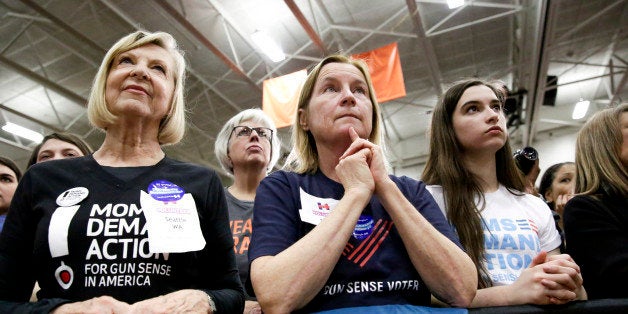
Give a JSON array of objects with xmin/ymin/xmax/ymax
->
[{"xmin": 0, "ymin": 0, "xmax": 626, "ymax": 181}]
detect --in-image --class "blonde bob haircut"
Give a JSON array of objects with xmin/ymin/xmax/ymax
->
[
  {"xmin": 574, "ymin": 103, "xmax": 628, "ymax": 197},
  {"xmin": 284, "ymin": 54, "xmax": 386, "ymax": 174},
  {"xmin": 214, "ymin": 108, "xmax": 281, "ymax": 177},
  {"xmin": 87, "ymin": 30, "xmax": 187, "ymax": 145}
]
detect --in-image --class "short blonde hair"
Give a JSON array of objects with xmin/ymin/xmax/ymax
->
[
  {"xmin": 87, "ymin": 31, "xmax": 186, "ymax": 145},
  {"xmin": 214, "ymin": 108, "xmax": 281, "ymax": 176},
  {"xmin": 575, "ymin": 103, "xmax": 628, "ymax": 197},
  {"xmin": 284, "ymin": 54, "xmax": 385, "ymax": 174}
]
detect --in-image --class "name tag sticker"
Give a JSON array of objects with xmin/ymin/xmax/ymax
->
[
  {"xmin": 140, "ymin": 191, "xmax": 206, "ymax": 253},
  {"xmin": 298, "ymin": 188, "xmax": 339, "ymax": 226}
]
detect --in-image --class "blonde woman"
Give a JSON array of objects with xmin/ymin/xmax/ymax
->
[
  {"xmin": 248, "ymin": 55, "xmax": 476, "ymax": 313},
  {"xmin": 564, "ymin": 104, "xmax": 628, "ymax": 299},
  {"xmin": 0, "ymin": 31, "xmax": 243, "ymax": 313}
]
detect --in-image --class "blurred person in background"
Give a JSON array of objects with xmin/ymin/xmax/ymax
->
[
  {"xmin": 0, "ymin": 157, "xmax": 21, "ymax": 233},
  {"xmin": 564, "ymin": 104, "xmax": 628, "ymax": 299},
  {"xmin": 514, "ymin": 146, "xmax": 541, "ymax": 196},
  {"xmin": 27, "ymin": 132, "xmax": 93, "ymax": 168},
  {"xmin": 538, "ymin": 162, "xmax": 575, "ymax": 251},
  {"xmin": 214, "ymin": 108, "xmax": 280, "ymax": 314}
]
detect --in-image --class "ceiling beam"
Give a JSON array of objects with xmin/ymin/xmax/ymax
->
[
  {"xmin": 154, "ymin": 0, "xmax": 262, "ymax": 92},
  {"xmin": 550, "ymin": 60, "xmax": 628, "ymax": 69},
  {"xmin": 205, "ymin": 0, "xmax": 266, "ymax": 63},
  {"xmin": 545, "ymin": 71, "xmax": 626, "ymax": 90},
  {"xmin": 526, "ymin": 0, "xmax": 554, "ymax": 145},
  {"xmin": 0, "ymin": 103, "xmax": 63, "ymax": 133},
  {"xmin": 426, "ymin": 8, "xmax": 521, "ymax": 37},
  {"xmin": 417, "ymin": 0, "xmax": 521, "ymax": 10},
  {"xmin": 538, "ymin": 118, "xmax": 586, "ymax": 127},
  {"xmin": 329, "ymin": 25, "xmax": 417, "ymax": 38},
  {"xmin": 406, "ymin": 0, "xmax": 443, "ymax": 95},
  {"xmin": 0, "ymin": 137, "xmax": 33, "ymax": 152},
  {"xmin": 609, "ymin": 69, "xmax": 628, "ymax": 106},
  {"xmin": 19, "ymin": 0, "xmax": 103, "ymax": 53},
  {"xmin": 313, "ymin": 0, "xmax": 351, "ymax": 51},
  {"xmin": 426, "ymin": 3, "xmax": 465, "ymax": 35},
  {"xmin": 554, "ymin": 0, "xmax": 625, "ymax": 44},
  {"xmin": 0, "ymin": 55, "xmax": 87, "ymax": 106},
  {"xmin": 284, "ymin": 0, "xmax": 328, "ymax": 55},
  {"xmin": 345, "ymin": 7, "xmax": 406, "ymax": 52}
]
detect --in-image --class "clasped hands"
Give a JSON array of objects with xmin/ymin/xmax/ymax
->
[
  {"xmin": 509, "ymin": 251, "xmax": 585, "ymax": 305},
  {"xmin": 336, "ymin": 127, "xmax": 389, "ymax": 196}
]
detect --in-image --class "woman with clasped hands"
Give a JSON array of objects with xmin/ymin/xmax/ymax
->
[
  {"xmin": 0, "ymin": 31, "xmax": 244, "ymax": 313},
  {"xmin": 248, "ymin": 55, "xmax": 476, "ymax": 313},
  {"xmin": 422, "ymin": 79, "xmax": 586, "ymax": 306}
]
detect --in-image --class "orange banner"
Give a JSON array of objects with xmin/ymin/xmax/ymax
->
[
  {"xmin": 352, "ymin": 42, "xmax": 406, "ymax": 103},
  {"xmin": 262, "ymin": 69, "xmax": 307, "ymax": 128}
]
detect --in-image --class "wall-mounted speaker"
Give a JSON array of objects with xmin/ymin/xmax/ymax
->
[{"xmin": 543, "ymin": 75, "xmax": 557, "ymax": 106}]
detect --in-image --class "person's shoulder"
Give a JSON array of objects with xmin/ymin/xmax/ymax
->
[
  {"xmin": 504, "ymin": 188, "xmax": 556, "ymax": 223},
  {"xmin": 263, "ymin": 170, "xmax": 314, "ymax": 189},
  {"xmin": 27, "ymin": 155, "xmax": 91, "ymax": 176},
  {"xmin": 500, "ymin": 185, "xmax": 544, "ymax": 205},
  {"xmin": 565, "ymin": 194, "xmax": 607, "ymax": 212},
  {"xmin": 520, "ymin": 192, "xmax": 548, "ymax": 207},
  {"xmin": 267, "ymin": 169, "xmax": 318, "ymax": 181},
  {"xmin": 267, "ymin": 169, "xmax": 292, "ymax": 179}
]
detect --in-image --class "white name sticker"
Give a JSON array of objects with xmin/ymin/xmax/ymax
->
[
  {"xmin": 140, "ymin": 191, "xmax": 206, "ymax": 253},
  {"xmin": 298, "ymin": 188, "xmax": 340, "ymax": 226}
]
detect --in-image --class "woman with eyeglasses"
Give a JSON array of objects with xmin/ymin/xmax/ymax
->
[
  {"xmin": 422, "ymin": 79, "xmax": 586, "ymax": 306},
  {"xmin": 214, "ymin": 108, "xmax": 280, "ymax": 314},
  {"xmin": 514, "ymin": 146, "xmax": 541, "ymax": 196},
  {"xmin": 563, "ymin": 104, "xmax": 628, "ymax": 299}
]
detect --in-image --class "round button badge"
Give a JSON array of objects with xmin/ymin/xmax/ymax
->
[
  {"xmin": 147, "ymin": 180, "xmax": 185, "ymax": 202},
  {"xmin": 56, "ymin": 187, "xmax": 89, "ymax": 207},
  {"xmin": 353, "ymin": 215, "xmax": 374, "ymax": 240}
]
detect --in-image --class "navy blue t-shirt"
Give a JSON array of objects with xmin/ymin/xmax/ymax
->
[{"xmin": 249, "ymin": 170, "xmax": 461, "ymax": 313}]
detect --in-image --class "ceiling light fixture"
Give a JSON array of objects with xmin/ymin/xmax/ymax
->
[
  {"xmin": 251, "ymin": 30, "xmax": 286, "ymax": 63},
  {"xmin": 572, "ymin": 98, "xmax": 590, "ymax": 120},
  {"xmin": 2, "ymin": 122, "xmax": 44, "ymax": 143},
  {"xmin": 447, "ymin": 0, "xmax": 465, "ymax": 9}
]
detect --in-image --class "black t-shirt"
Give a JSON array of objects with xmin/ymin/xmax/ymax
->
[
  {"xmin": 249, "ymin": 170, "xmax": 461, "ymax": 312},
  {"xmin": 0, "ymin": 155, "xmax": 244, "ymax": 313}
]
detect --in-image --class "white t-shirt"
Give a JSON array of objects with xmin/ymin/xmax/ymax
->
[{"xmin": 427, "ymin": 185, "xmax": 561, "ymax": 286}]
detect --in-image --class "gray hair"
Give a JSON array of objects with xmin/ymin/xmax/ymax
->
[{"xmin": 214, "ymin": 108, "xmax": 281, "ymax": 176}]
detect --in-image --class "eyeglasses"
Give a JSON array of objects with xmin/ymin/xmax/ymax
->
[
  {"xmin": 231, "ymin": 126, "xmax": 273, "ymax": 142},
  {"xmin": 514, "ymin": 146, "xmax": 538, "ymax": 161}
]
